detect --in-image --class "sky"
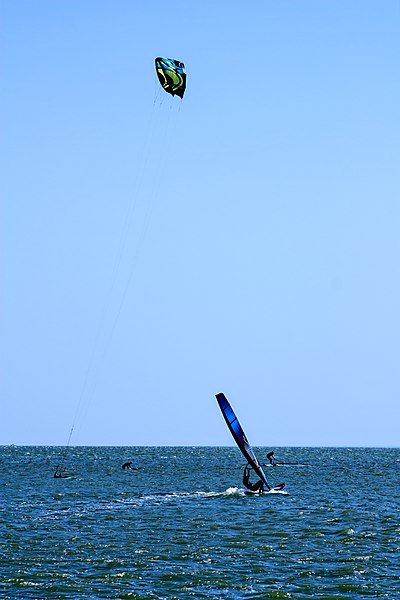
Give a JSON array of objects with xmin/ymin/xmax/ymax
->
[{"xmin": 1, "ymin": 1, "xmax": 399, "ymax": 447}]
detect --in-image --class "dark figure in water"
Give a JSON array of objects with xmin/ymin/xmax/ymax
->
[
  {"xmin": 242, "ymin": 466, "xmax": 268, "ymax": 493},
  {"xmin": 122, "ymin": 461, "xmax": 141, "ymax": 470},
  {"xmin": 267, "ymin": 451, "xmax": 276, "ymax": 465},
  {"xmin": 54, "ymin": 465, "xmax": 68, "ymax": 478}
]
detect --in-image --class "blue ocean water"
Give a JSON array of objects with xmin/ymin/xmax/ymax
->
[{"xmin": 0, "ymin": 446, "xmax": 399, "ymax": 599}]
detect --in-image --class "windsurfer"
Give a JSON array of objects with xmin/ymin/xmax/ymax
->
[
  {"xmin": 242, "ymin": 465, "xmax": 267, "ymax": 493},
  {"xmin": 266, "ymin": 451, "xmax": 276, "ymax": 466}
]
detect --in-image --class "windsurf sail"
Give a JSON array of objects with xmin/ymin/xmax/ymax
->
[{"xmin": 215, "ymin": 392, "xmax": 270, "ymax": 488}]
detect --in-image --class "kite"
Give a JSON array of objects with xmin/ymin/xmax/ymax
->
[{"xmin": 155, "ymin": 57, "xmax": 186, "ymax": 99}]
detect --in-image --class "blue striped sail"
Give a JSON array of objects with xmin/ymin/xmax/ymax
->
[{"xmin": 216, "ymin": 392, "xmax": 269, "ymax": 488}]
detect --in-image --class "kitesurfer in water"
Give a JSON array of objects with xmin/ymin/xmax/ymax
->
[
  {"xmin": 266, "ymin": 451, "xmax": 276, "ymax": 465},
  {"xmin": 242, "ymin": 465, "xmax": 267, "ymax": 493},
  {"xmin": 122, "ymin": 461, "xmax": 135, "ymax": 470},
  {"xmin": 53, "ymin": 465, "xmax": 68, "ymax": 478}
]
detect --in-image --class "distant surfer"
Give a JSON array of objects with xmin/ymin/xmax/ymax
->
[
  {"xmin": 53, "ymin": 465, "xmax": 68, "ymax": 478},
  {"xmin": 122, "ymin": 461, "xmax": 139, "ymax": 470},
  {"xmin": 266, "ymin": 451, "xmax": 277, "ymax": 466},
  {"xmin": 242, "ymin": 465, "xmax": 268, "ymax": 493}
]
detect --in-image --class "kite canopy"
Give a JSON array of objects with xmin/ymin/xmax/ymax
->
[{"xmin": 155, "ymin": 57, "xmax": 186, "ymax": 99}]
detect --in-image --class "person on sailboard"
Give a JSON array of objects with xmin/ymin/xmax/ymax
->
[
  {"xmin": 266, "ymin": 451, "xmax": 276, "ymax": 466},
  {"xmin": 242, "ymin": 465, "xmax": 267, "ymax": 493}
]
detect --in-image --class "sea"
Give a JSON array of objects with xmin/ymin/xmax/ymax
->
[{"xmin": 0, "ymin": 446, "xmax": 399, "ymax": 599}]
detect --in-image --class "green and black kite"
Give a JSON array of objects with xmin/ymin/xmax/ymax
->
[{"xmin": 155, "ymin": 57, "xmax": 186, "ymax": 99}]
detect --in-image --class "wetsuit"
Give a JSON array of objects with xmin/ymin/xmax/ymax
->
[
  {"xmin": 266, "ymin": 451, "xmax": 276, "ymax": 465},
  {"xmin": 242, "ymin": 466, "xmax": 265, "ymax": 493}
]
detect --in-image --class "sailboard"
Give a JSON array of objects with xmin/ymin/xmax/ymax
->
[
  {"xmin": 262, "ymin": 461, "xmax": 312, "ymax": 467},
  {"xmin": 215, "ymin": 392, "xmax": 286, "ymax": 494}
]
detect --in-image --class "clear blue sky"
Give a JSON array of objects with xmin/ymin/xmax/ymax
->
[{"xmin": 1, "ymin": 1, "xmax": 399, "ymax": 447}]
